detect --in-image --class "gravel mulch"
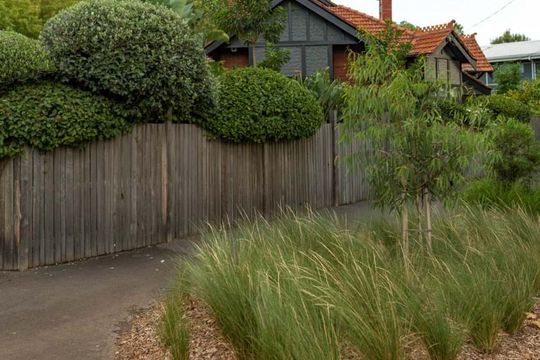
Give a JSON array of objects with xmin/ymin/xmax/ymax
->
[{"xmin": 116, "ymin": 298, "xmax": 540, "ymax": 360}]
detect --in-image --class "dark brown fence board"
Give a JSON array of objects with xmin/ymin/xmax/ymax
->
[{"xmin": 1, "ymin": 123, "xmax": 368, "ymax": 270}]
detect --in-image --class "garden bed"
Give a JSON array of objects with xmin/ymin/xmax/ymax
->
[
  {"xmin": 116, "ymin": 298, "xmax": 540, "ymax": 360},
  {"xmin": 116, "ymin": 208, "xmax": 540, "ymax": 360}
]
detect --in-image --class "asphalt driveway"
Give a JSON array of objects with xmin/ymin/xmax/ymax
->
[
  {"xmin": 0, "ymin": 238, "xmax": 197, "ymax": 360},
  {"xmin": 0, "ymin": 202, "xmax": 375, "ymax": 360}
]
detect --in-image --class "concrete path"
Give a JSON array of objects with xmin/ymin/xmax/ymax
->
[{"xmin": 0, "ymin": 203, "xmax": 376, "ymax": 360}]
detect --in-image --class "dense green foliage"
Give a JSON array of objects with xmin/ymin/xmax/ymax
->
[
  {"xmin": 493, "ymin": 63, "xmax": 521, "ymax": 94},
  {"xmin": 341, "ymin": 26, "xmax": 487, "ymax": 257},
  {"xmin": 206, "ymin": 68, "xmax": 324, "ymax": 143},
  {"xmin": 491, "ymin": 29, "xmax": 530, "ymax": 44},
  {"xmin": 0, "ymin": 0, "xmax": 42, "ymax": 38},
  {"xmin": 480, "ymin": 94, "xmax": 532, "ymax": 123},
  {"xmin": 0, "ymin": 83, "xmax": 130, "ymax": 159},
  {"xmin": 162, "ymin": 208, "xmax": 540, "ymax": 359},
  {"xmin": 297, "ymin": 69, "xmax": 346, "ymax": 120},
  {"xmin": 0, "ymin": 0, "xmax": 80, "ymax": 38},
  {"xmin": 508, "ymin": 79, "xmax": 540, "ymax": 115},
  {"xmin": 462, "ymin": 179, "xmax": 540, "ymax": 214},
  {"xmin": 206, "ymin": 0, "xmax": 287, "ymax": 65},
  {"xmin": 40, "ymin": 0, "xmax": 215, "ymax": 122},
  {"xmin": 142, "ymin": 0, "xmax": 229, "ymax": 44},
  {"xmin": 0, "ymin": 30, "xmax": 54, "ymax": 90},
  {"xmin": 258, "ymin": 43, "xmax": 291, "ymax": 72},
  {"xmin": 488, "ymin": 118, "xmax": 540, "ymax": 184}
]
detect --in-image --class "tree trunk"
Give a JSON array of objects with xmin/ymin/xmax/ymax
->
[
  {"xmin": 415, "ymin": 190, "xmax": 423, "ymax": 242},
  {"xmin": 251, "ymin": 42, "xmax": 257, "ymax": 65},
  {"xmin": 401, "ymin": 192, "xmax": 410, "ymax": 275},
  {"xmin": 424, "ymin": 187, "xmax": 433, "ymax": 254}
]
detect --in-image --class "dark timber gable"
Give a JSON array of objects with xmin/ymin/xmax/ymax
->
[{"xmin": 206, "ymin": 0, "xmax": 361, "ymax": 78}]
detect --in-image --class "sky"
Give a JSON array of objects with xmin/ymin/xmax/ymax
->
[{"xmin": 333, "ymin": 0, "xmax": 540, "ymax": 46}]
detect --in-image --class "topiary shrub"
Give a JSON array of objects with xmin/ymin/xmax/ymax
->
[
  {"xmin": 481, "ymin": 95, "xmax": 532, "ymax": 123},
  {"xmin": 0, "ymin": 82, "xmax": 131, "ymax": 159},
  {"xmin": 0, "ymin": 31, "xmax": 54, "ymax": 90},
  {"xmin": 206, "ymin": 67, "xmax": 324, "ymax": 143},
  {"xmin": 40, "ymin": 0, "xmax": 215, "ymax": 122}
]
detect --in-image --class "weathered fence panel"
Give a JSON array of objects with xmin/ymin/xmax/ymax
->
[{"xmin": 0, "ymin": 123, "xmax": 368, "ymax": 270}]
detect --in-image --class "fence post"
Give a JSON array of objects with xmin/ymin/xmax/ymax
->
[{"xmin": 331, "ymin": 110, "xmax": 339, "ymax": 207}]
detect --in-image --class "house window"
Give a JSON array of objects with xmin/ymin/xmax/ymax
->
[
  {"xmin": 535, "ymin": 60, "xmax": 540, "ymax": 79},
  {"xmin": 522, "ymin": 62, "xmax": 533, "ymax": 81},
  {"xmin": 436, "ymin": 58, "xmax": 449, "ymax": 82}
]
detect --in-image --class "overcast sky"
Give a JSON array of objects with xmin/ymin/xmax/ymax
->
[{"xmin": 333, "ymin": 0, "xmax": 539, "ymax": 46}]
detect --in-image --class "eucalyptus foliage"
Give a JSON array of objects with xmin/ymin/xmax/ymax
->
[{"xmin": 341, "ymin": 26, "xmax": 490, "ymax": 255}]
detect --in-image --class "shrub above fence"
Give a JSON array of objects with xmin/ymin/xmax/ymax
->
[
  {"xmin": 206, "ymin": 67, "xmax": 324, "ymax": 143},
  {"xmin": 40, "ymin": 0, "xmax": 215, "ymax": 122},
  {"xmin": 0, "ymin": 31, "xmax": 54, "ymax": 90},
  {"xmin": 0, "ymin": 82, "xmax": 131, "ymax": 159}
]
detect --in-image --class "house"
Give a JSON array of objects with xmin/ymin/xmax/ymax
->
[
  {"xmin": 482, "ymin": 40, "xmax": 540, "ymax": 87},
  {"xmin": 205, "ymin": 0, "xmax": 493, "ymax": 94}
]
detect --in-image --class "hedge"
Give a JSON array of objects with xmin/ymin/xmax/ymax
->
[
  {"xmin": 0, "ymin": 83, "xmax": 131, "ymax": 159},
  {"xmin": 206, "ymin": 68, "xmax": 324, "ymax": 143},
  {"xmin": 482, "ymin": 94, "xmax": 532, "ymax": 123},
  {"xmin": 0, "ymin": 31, "xmax": 54, "ymax": 90},
  {"xmin": 40, "ymin": 0, "xmax": 215, "ymax": 122}
]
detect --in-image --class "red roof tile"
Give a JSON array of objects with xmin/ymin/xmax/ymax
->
[
  {"xmin": 410, "ymin": 22, "xmax": 456, "ymax": 55},
  {"xmin": 461, "ymin": 34, "xmax": 494, "ymax": 72},
  {"xmin": 324, "ymin": 4, "xmax": 490, "ymax": 73}
]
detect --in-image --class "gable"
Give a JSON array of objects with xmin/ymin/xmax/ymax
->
[
  {"xmin": 206, "ymin": 0, "xmax": 360, "ymax": 54},
  {"xmin": 222, "ymin": 0, "xmax": 358, "ymax": 49}
]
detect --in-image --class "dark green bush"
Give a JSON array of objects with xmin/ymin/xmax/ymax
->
[
  {"xmin": 206, "ymin": 67, "xmax": 324, "ymax": 143},
  {"xmin": 488, "ymin": 118, "xmax": 540, "ymax": 184},
  {"xmin": 40, "ymin": 0, "xmax": 215, "ymax": 122},
  {"xmin": 0, "ymin": 31, "xmax": 54, "ymax": 90},
  {"xmin": 436, "ymin": 98, "xmax": 467, "ymax": 123},
  {"xmin": 493, "ymin": 63, "xmax": 521, "ymax": 94},
  {"xmin": 0, "ymin": 83, "xmax": 131, "ymax": 159},
  {"xmin": 481, "ymin": 95, "xmax": 532, "ymax": 123},
  {"xmin": 461, "ymin": 179, "xmax": 540, "ymax": 214}
]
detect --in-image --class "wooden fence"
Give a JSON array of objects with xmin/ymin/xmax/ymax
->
[{"xmin": 0, "ymin": 124, "xmax": 369, "ymax": 270}]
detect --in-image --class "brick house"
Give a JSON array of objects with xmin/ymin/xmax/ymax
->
[{"xmin": 205, "ymin": 0, "xmax": 493, "ymax": 94}]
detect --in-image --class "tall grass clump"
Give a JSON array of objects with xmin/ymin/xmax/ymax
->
[
  {"xmin": 163, "ymin": 207, "xmax": 540, "ymax": 360},
  {"xmin": 160, "ymin": 294, "xmax": 190, "ymax": 360}
]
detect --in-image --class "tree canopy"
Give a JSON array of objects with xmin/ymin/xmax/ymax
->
[
  {"xmin": 205, "ymin": 0, "xmax": 287, "ymax": 65},
  {"xmin": 491, "ymin": 29, "xmax": 530, "ymax": 44},
  {"xmin": 0, "ymin": 0, "xmax": 80, "ymax": 38},
  {"xmin": 493, "ymin": 63, "xmax": 521, "ymax": 94},
  {"xmin": 341, "ymin": 26, "xmax": 488, "ymax": 265}
]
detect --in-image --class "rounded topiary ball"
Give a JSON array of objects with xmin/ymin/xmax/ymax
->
[
  {"xmin": 208, "ymin": 67, "xmax": 324, "ymax": 142},
  {"xmin": 40, "ymin": 0, "xmax": 215, "ymax": 122},
  {"xmin": 0, "ymin": 31, "xmax": 54, "ymax": 90}
]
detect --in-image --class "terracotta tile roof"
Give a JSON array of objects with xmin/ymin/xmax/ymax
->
[
  {"xmin": 461, "ymin": 34, "xmax": 494, "ymax": 72},
  {"xmin": 326, "ymin": 4, "xmax": 397, "ymax": 35},
  {"xmin": 410, "ymin": 22, "xmax": 456, "ymax": 55},
  {"xmin": 324, "ymin": 4, "xmax": 490, "ymax": 73}
]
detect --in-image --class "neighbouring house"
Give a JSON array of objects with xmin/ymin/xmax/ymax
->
[
  {"xmin": 205, "ymin": 0, "xmax": 493, "ymax": 94},
  {"xmin": 482, "ymin": 40, "xmax": 540, "ymax": 87}
]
